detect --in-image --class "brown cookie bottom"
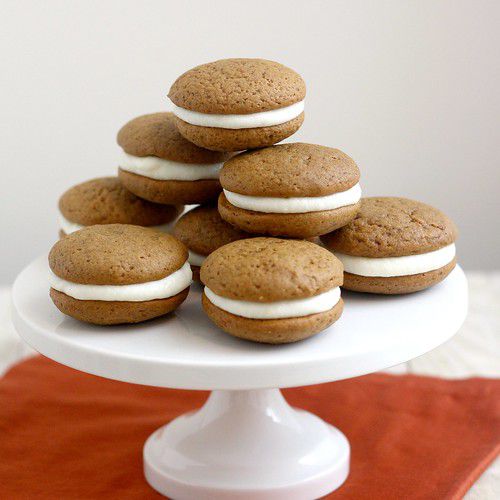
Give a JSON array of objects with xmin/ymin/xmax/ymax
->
[
  {"xmin": 218, "ymin": 193, "xmax": 360, "ymax": 238},
  {"xmin": 50, "ymin": 287, "xmax": 190, "ymax": 325},
  {"xmin": 202, "ymin": 293, "xmax": 344, "ymax": 344},
  {"xmin": 190, "ymin": 265, "xmax": 201, "ymax": 282},
  {"xmin": 119, "ymin": 169, "xmax": 221, "ymax": 205},
  {"xmin": 174, "ymin": 113, "xmax": 304, "ymax": 152},
  {"xmin": 342, "ymin": 259, "xmax": 457, "ymax": 294}
]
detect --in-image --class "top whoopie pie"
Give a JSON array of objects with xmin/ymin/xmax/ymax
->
[
  {"xmin": 58, "ymin": 176, "xmax": 181, "ymax": 236},
  {"xmin": 321, "ymin": 197, "xmax": 458, "ymax": 294},
  {"xmin": 173, "ymin": 204, "xmax": 252, "ymax": 281},
  {"xmin": 200, "ymin": 238, "xmax": 344, "ymax": 344},
  {"xmin": 117, "ymin": 112, "xmax": 231, "ymax": 204},
  {"xmin": 218, "ymin": 143, "xmax": 362, "ymax": 238},
  {"xmin": 168, "ymin": 58, "xmax": 306, "ymax": 151},
  {"xmin": 49, "ymin": 224, "xmax": 192, "ymax": 325}
]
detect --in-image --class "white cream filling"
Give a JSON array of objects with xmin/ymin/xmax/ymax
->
[
  {"xmin": 58, "ymin": 213, "xmax": 85, "ymax": 235},
  {"xmin": 171, "ymin": 100, "xmax": 305, "ymax": 129},
  {"xmin": 204, "ymin": 286, "xmax": 341, "ymax": 320},
  {"xmin": 334, "ymin": 244, "xmax": 456, "ymax": 278},
  {"xmin": 49, "ymin": 261, "xmax": 192, "ymax": 302},
  {"xmin": 119, "ymin": 152, "xmax": 223, "ymax": 181},
  {"xmin": 58, "ymin": 212, "xmax": 175, "ymax": 235},
  {"xmin": 223, "ymin": 183, "xmax": 361, "ymax": 214},
  {"xmin": 188, "ymin": 250, "xmax": 206, "ymax": 267}
]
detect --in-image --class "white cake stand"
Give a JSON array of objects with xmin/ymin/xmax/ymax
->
[{"xmin": 11, "ymin": 257, "xmax": 468, "ymax": 500}]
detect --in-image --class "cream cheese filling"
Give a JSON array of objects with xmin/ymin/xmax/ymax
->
[
  {"xmin": 49, "ymin": 261, "xmax": 192, "ymax": 302},
  {"xmin": 334, "ymin": 244, "xmax": 456, "ymax": 277},
  {"xmin": 223, "ymin": 183, "xmax": 361, "ymax": 214},
  {"xmin": 171, "ymin": 100, "xmax": 305, "ymax": 129},
  {"xmin": 58, "ymin": 212, "xmax": 176, "ymax": 235},
  {"xmin": 204, "ymin": 286, "xmax": 341, "ymax": 319},
  {"xmin": 119, "ymin": 152, "xmax": 223, "ymax": 181}
]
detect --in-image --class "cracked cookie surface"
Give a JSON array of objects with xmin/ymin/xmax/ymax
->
[
  {"xmin": 49, "ymin": 224, "xmax": 188, "ymax": 285},
  {"xmin": 117, "ymin": 112, "xmax": 230, "ymax": 163},
  {"xmin": 59, "ymin": 177, "xmax": 180, "ymax": 227},
  {"xmin": 168, "ymin": 58, "xmax": 305, "ymax": 114},
  {"xmin": 200, "ymin": 237, "xmax": 343, "ymax": 302},
  {"xmin": 321, "ymin": 197, "xmax": 457, "ymax": 257},
  {"xmin": 173, "ymin": 204, "xmax": 251, "ymax": 256},
  {"xmin": 220, "ymin": 143, "xmax": 359, "ymax": 197}
]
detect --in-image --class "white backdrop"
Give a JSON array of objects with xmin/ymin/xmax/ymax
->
[{"xmin": 1, "ymin": 0, "xmax": 499, "ymax": 282}]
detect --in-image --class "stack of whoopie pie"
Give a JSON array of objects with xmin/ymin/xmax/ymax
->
[{"xmin": 48, "ymin": 57, "xmax": 458, "ymax": 344}]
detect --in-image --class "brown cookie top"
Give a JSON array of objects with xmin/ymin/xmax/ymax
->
[
  {"xmin": 168, "ymin": 59, "xmax": 305, "ymax": 114},
  {"xmin": 49, "ymin": 224, "xmax": 188, "ymax": 285},
  {"xmin": 220, "ymin": 143, "xmax": 360, "ymax": 197},
  {"xmin": 321, "ymin": 197, "xmax": 458, "ymax": 257},
  {"xmin": 173, "ymin": 205, "xmax": 251, "ymax": 256},
  {"xmin": 59, "ymin": 177, "xmax": 181, "ymax": 226},
  {"xmin": 200, "ymin": 237, "xmax": 343, "ymax": 302},
  {"xmin": 117, "ymin": 112, "xmax": 231, "ymax": 163}
]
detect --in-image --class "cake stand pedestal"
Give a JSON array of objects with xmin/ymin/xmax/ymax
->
[{"xmin": 11, "ymin": 257, "xmax": 468, "ymax": 500}]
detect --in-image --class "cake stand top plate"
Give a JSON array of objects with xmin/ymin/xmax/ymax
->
[{"xmin": 12, "ymin": 257, "xmax": 467, "ymax": 390}]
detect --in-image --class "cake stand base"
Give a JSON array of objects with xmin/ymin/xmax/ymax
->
[{"xmin": 144, "ymin": 388, "xmax": 350, "ymax": 500}]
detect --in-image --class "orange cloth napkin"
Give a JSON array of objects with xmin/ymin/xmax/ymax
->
[{"xmin": 0, "ymin": 356, "xmax": 498, "ymax": 499}]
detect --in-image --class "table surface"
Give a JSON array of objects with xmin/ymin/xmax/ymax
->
[{"xmin": 11, "ymin": 257, "xmax": 467, "ymax": 390}]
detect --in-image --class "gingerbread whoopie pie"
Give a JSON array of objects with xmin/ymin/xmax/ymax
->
[
  {"xmin": 117, "ymin": 113, "xmax": 231, "ymax": 204},
  {"xmin": 321, "ymin": 197, "xmax": 458, "ymax": 294},
  {"xmin": 168, "ymin": 58, "xmax": 305, "ymax": 151},
  {"xmin": 49, "ymin": 224, "xmax": 192, "ymax": 325},
  {"xmin": 173, "ymin": 205, "xmax": 252, "ymax": 281},
  {"xmin": 58, "ymin": 176, "xmax": 181, "ymax": 237},
  {"xmin": 218, "ymin": 143, "xmax": 362, "ymax": 238},
  {"xmin": 200, "ymin": 238, "xmax": 344, "ymax": 344}
]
